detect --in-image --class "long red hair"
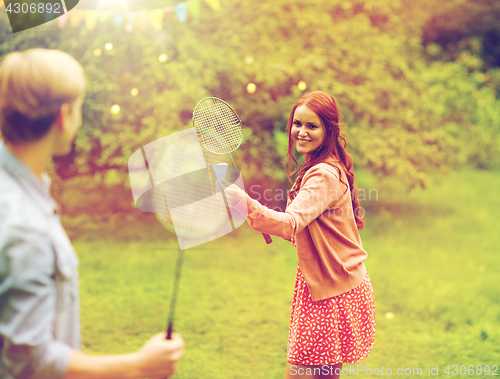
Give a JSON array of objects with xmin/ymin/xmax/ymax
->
[{"xmin": 284, "ymin": 91, "xmax": 365, "ymax": 230}]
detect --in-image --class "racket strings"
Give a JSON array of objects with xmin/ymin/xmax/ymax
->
[{"xmin": 193, "ymin": 98, "xmax": 243, "ymax": 154}]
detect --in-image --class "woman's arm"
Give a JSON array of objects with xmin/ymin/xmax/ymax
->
[{"xmin": 222, "ymin": 164, "xmax": 344, "ymax": 241}]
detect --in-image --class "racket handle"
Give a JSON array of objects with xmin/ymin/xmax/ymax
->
[
  {"xmin": 262, "ymin": 233, "xmax": 273, "ymax": 244},
  {"xmin": 166, "ymin": 320, "xmax": 173, "ymax": 340}
]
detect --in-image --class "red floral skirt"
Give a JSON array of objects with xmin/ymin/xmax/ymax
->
[{"xmin": 287, "ymin": 266, "xmax": 376, "ymax": 365}]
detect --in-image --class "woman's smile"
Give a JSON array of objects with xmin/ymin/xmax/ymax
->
[{"xmin": 297, "ymin": 138, "xmax": 312, "ymax": 144}]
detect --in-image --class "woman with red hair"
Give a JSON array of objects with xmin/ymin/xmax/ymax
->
[{"xmin": 221, "ymin": 91, "xmax": 375, "ymax": 378}]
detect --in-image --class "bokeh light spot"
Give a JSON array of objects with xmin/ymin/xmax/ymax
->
[
  {"xmin": 298, "ymin": 81, "xmax": 307, "ymax": 91},
  {"xmin": 246, "ymin": 83, "xmax": 256, "ymax": 94},
  {"xmin": 105, "ymin": 43, "xmax": 113, "ymax": 50},
  {"xmin": 93, "ymin": 48, "xmax": 102, "ymax": 57},
  {"xmin": 110, "ymin": 104, "xmax": 121, "ymax": 114},
  {"xmin": 159, "ymin": 54, "xmax": 168, "ymax": 62},
  {"xmin": 131, "ymin": 88, "xmax": 139, "ymax": 96}
]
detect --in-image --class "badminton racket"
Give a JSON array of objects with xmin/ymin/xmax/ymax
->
[
  {"xmin": 192, "ymin": 97, "xmax": 273, "ymax": 244},
  {"xmin": 130, "ymin": 129, "xmax": 241, "ymax": 343},
  {"xmin": 166, "ymin": 247, "xmax": 183, "ymax": 339}
]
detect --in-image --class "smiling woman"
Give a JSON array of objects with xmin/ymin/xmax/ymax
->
[
  {"xmin": 291, "ymin": 104, "xmax": 326, "ymax": 161},
  {"xmin": 220, "ymin": 91, "xmax": 375, "ymax": 379}
]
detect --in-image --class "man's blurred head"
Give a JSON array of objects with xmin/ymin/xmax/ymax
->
[{"xmin": 0, "ymin": 48, "xmax": 86, "ymax": 149}]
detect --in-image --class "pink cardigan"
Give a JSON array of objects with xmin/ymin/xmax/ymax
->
[{"xmin": 235, "ymin": 157, "xmax": 368, "ymax": 301}]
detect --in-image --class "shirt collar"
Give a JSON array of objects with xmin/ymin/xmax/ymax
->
[{"xmin": 0, "ymin": 140, "xmax": 57, "ymax": 216}]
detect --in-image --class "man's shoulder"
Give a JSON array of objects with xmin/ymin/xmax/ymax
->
[
  {"xmin": 0, "ymin": 170, "xmax": 23, "ymax": 218},
  {"xmin": 0, "ymin": 172, "xmax": 49, "ymax": 235}
]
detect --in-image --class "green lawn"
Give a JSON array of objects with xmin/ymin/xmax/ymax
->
[{"xmin": 75, "ymin": 168, "xmax": 500, "ymax": 378}]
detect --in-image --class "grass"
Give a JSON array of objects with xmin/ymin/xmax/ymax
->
[{"xmin": 75, "ymin": 168, "xmax": 500, "ymax": 378}]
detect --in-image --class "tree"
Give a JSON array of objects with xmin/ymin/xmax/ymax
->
[{"xmin": 1, "ymin": 0, "xmax": 498, "ymax": 230}]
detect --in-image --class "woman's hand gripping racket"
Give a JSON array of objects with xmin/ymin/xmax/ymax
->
[{"xmin": 192, "ymin": 97, "xmax": 273, "ymax": 244}]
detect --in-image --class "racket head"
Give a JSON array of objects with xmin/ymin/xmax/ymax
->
[
  {"xmin": 145, "ymin": 129, "xmax": 232, "ymax": 244},
  {"xmin": 192, "ymin": 97, "xmax": 243, "ymax": 155}
]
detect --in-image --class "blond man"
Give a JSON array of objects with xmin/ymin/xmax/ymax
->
[{"xmin": 0, "ymin": 49, "xmax": 184, "ymax": 379}]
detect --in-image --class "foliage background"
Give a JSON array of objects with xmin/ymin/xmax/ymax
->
[
  {"xmin": 2, "ymin": 0, "xmax": 500, "ymax": 233},
  {"xmin": 0, "ymin": 0, "xmax": 499, "ymax": 377}
]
